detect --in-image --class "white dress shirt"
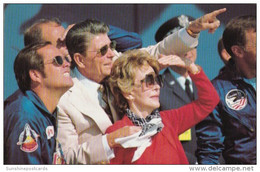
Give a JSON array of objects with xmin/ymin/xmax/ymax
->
[{"xmin": 169, "ymin": 68, "xmax": 193, "ymax": 93}]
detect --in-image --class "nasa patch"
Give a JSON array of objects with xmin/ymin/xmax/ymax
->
[
  {"xmin": 225, "ymin": 89, "xmax": 247, "ymax": 111},
  {"xmin": 17, "ymin": 123, "xmax": 39, "ymax": 153}
]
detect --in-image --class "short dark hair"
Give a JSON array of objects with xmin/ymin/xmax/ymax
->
[
  {"xmin": 24, "ymin": 18, "xmax": 61, "ymax": 46},
  {"xmin": 222, "ymin": 15, "xmax": 256, "ymax": 56},
  {"xmin": 217, "ymin": 37, "xmax": 225, "ymax": 57},
  {"xmin": 65, "ymin": 19, "xmax": 109, "ymax": 68},
  {"xmin": 14, "ymin": 41, "xmax": 51, "ymax": 93}
]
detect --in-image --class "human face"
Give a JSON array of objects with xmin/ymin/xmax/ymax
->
[
  {"xmin": 40, "ymin": 22, "xmax": 69, "ymax": 56},
  {"xmin": 82, "ymin": 33, "xmax": 115, "ymax": 83},
  {"xmin": 38, "ymin": 44, "xmax": 73, "ymax": 93},
  {"xmin": 128, "ymin": 65, "xmax": 160, "ymax": 114},
  {"xmin": 243, "ymin": 29, "xmax": 256, "ymax": 68}
]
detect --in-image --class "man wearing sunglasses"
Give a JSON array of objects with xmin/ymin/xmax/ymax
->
[
  {"xmin": 5, "ymin": 18, "xmax": 142, "ymax": 106},
  {"xmin": 57, "ymin": 8, "xmax": 226, "ymax": 164},
  {"xmin": 4, "ymin": 42, "xmax": 73, "ymax": 164}
]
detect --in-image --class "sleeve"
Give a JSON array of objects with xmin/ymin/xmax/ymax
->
[
  {"xmin": 105, "ymin": 122, "xmax": 132, "ymax": 164},
  {"xmin": 141, "ymin": 28, "xmax": 199, "ymax": 59},
  {"xmin": 57, "ymin": 104, "xmax": 109, "ymax": 164},
  {"xmin": 195, "ymin": 82, "xmax": 225, "ymax": 164},
  {"xmin": 108, "ymin": 25, "xmax": 142, "ymax": 52},
  {"xmin": 4, "ymin": 111, "xmax": 43, "ymax": 164},
  {"xmin": 195, "ymin": 107, "xmax": 225, "ymax": 164},
  {"xmin": 165, "ymin": 69, "xmax": 220, "ymax": 135}
]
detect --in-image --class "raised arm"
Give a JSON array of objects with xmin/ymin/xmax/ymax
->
[{"xmin": 143, "ymin": 8, "xmax": 226, "ymax": 58}]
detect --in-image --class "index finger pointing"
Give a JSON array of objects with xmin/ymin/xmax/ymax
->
[{"xmin": 210, "ymin": 8, "xmax": 227, "ymax": 18}]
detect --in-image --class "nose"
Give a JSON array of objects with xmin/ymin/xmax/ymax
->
[
  {"xmin": 106, "ymin": 47, "xmax": 115, "ymax": 59},
  {"xmin": 63, "ymin": 56, "xmax": 71, "ymax": 68},
  {"xmin": 154, "ymin": 82, "xmax": 160, "ymax": 90}
]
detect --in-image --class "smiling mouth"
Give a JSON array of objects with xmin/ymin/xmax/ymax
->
[{"xmin": 63, "ymin": 72, "xmax": 70, "ymax": 77}]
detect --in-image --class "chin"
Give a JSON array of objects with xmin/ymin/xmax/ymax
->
[{"xmin": 150, "ymin": 102, "xmax": 160, "ymax": 110}]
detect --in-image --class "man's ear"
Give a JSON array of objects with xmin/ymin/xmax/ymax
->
[
  {"xmin": 29, "ymin": 69, "xmax": 42, "ymax": 83},
  {"xmin": 74, "ymin": 53, "xmax": 85, "ymax": 68},
  {"xmin": 231, "ymin": 45, "xmax": 244, "ymax": 58}
]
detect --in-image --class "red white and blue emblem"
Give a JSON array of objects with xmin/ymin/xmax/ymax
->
[
  {"xmin": 225, "ymin": 89, "xmax": 247, "ymax": 111},
  {"xmin": 17, "ymin": 123, "xmax": 39, "ymax": 153}
]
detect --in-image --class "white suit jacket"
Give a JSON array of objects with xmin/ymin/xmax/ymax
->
[{"xmin": 57, "ymin": 28, "xmax": 199, "ymax": 164}]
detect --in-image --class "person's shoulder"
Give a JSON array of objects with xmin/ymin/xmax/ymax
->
[
  {"xmin": 211, "ymin": 67, "xmax": 232, "ymax": 84},
  {"xmin": 5, "ymin": 93, "xmax": 40, "ymax": 121}
]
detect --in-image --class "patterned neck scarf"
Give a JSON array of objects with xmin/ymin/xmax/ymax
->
[{"xmin": 126, "ymin": 108, "xmax": 164, "ymax": 136}]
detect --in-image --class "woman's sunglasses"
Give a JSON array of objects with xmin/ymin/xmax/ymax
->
[
  {"xmin": 138, "ymin": 74, "xmax": 164, "ymax": 89},
  {"xmin": 88, "ymin": 40, "xmax": 117, "ymax": 56},
  {"xmin": 45, "ymin": 55, "xmax": 71, "ymax": 66}
]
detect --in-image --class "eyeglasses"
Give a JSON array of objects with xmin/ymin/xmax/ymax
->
[
  {"xmin": 45, "ymin": 55, "xmax": 71, "ymax": 66},
  {"xmin": 135, "ymin": 74, "xmax": 163, "ymax": 89},
  {"xmin": 88, "ymin": 40, "xmax": 116, "ymax": 56}
]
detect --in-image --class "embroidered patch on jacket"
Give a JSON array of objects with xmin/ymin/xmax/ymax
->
[
  {"xmin": 225, "ymin": 89, "xmax": 247, "ymax": 111},
  {"xmin": 17, "ymin": 123, "xmax": 39, "ymax": 153},
  {"xmin": 46, "ymin": 126, "xmax": 54, "ymax": 139}
]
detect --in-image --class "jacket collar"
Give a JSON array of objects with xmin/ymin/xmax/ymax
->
[
  {"xmin": 161, "ymin": 68, "xmax": 192, "ymax": 103},
  {"xmin": 25, "ymin": 90, "xmax": 57, "ymax": 119}
]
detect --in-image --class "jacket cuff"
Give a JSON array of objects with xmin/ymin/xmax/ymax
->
[{"xmin": 179, "ymin": 28, "xmax": 199, "ymax": 48}]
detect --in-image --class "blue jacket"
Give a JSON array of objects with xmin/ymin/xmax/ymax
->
[
  {"xmin": 196, "ymin": 60, "xmax": 256, "ymax": 164},
  {"xmin": 4, "ymin": 90, "xmax": 64, "ymax": 164}
]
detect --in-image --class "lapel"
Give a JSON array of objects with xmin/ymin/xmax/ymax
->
[
  {"xmin": 68, "ymin": 78, "xmax": 112, "ymax": 133},
  {"xmin": 192, "ymin": 81, "xmax": 198, "ymax": 100},
  {"xmin": 162, "ymin": 68, "xmax": 191, "ymax": 104}
]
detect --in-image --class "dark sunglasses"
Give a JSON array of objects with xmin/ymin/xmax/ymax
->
[
  {"xmin": 89, "ymin": 40, "xmax": 116, "ymax": 56},
  {"xmin": 139, "ymin": 74, "xmax": 164, "ymax": 89},
  {"xmin": 45, "ymin": 55, "xmax": 71, "ymax": 66}
]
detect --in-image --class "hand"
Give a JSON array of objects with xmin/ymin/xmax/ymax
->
[
  {"xmin": 107, "ymin": 126, "xmax": 141, "ymax": 148},
  {"xmin": 158, "ymin": 54, "xmax": 190, "ymax": 69},
  {"xmin": 187, "ymin": 8, "xmax": 226, "ymax": 34},
  {"xmin": 158, "ymin": 54, "xmax": 199, "ymax": 74}
]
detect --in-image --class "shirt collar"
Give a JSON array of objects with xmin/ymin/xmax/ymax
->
[
  {"xmin": 73, "ymin": 67, "xmax": 101, "ymax": 91},
  {"xmin": 168, "ymin": 68, "xmax": 192, "ymax": 91},
  {"xmin": 25, "ymin": 90, "xmax": 57, "ymax": 118}
]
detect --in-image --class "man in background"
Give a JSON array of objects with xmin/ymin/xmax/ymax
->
[
  {"xmin": 196, "ymin": 15, "xmax": 256, "ymax": 164},
  {"xmin": 156, "ymin": 15, "xmax": 198, "ymax": 164}
]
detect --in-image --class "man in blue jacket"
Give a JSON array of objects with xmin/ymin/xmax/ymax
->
[
  {"xmin": 4, "ymin": 42, "xmax": 74, "ymax": 164},
  {"xmin": 196, "ymin": 15, "xmax": 256, "ymax": 164}
]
